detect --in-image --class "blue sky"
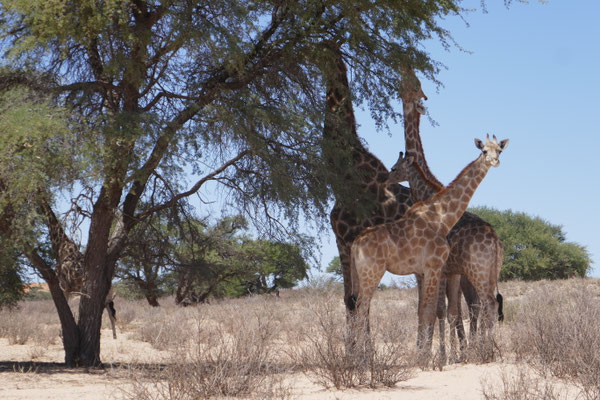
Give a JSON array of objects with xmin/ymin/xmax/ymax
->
[{"xmin": 316, "ymin": 0, "xmax": 600, "ymax": 279}]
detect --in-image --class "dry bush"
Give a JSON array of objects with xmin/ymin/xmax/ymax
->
[
  {"xmin": 292, "ymin": 290, "xmax": 416, "ymax": 389},
  {"xmin": 1, "ymin": 312, "xmax": 38, "ymax": 345},
  {"xmin": 481, "ymin": 366, "xmax": 569, "ymax": 400},
  {"xmin": 510, "ymin": 280, "xmax": 600, "ymax": 400},
  {"xmin": 32, "ymin": 324, "xmax": 60, "ymax": 347},
  {"xmin": 135, "ymin": 306, "xmax": 195, "ymax": 351},
  {"xmin": 113, "ymin": 299, "xmax": 138, "ymax": 331},
  {"xmin": 460, "ymin": 326, "xmax": 506, "ymax": 365},
  {"xmin": 124, "ymin": 305, "xmax": 290, "ymax": 399}
]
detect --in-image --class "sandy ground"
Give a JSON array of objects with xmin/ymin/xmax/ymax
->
[
  {"xmin": 0, "ymin": 361, "xmax": 507, "ymax": 400},
  {"xmin": 0, "ymin": 327, "xmax": 514, "ymax": 400}
]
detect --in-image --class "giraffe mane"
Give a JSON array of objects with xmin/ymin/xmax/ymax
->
[
  {"xmin": 410, "ymin": 158, "xmax": 444, "ymax": 192},
  {"xmin": 431, "ymin": 156, "xmax": 481, "ymax": 202}
]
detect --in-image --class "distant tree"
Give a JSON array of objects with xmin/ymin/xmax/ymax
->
[
  {"xmin": 118, "ymin": 211, "xmax": 309, "ymax": 304},
  {"xmin": 170, "ymin": 215, "xmax": 309, "ymax": 303},
  {"xmin": 470, "ymin": 207, "xmax": 591, "ymax": 280},
  {"xmin": 116, "ymin": 206, "xmax": 182, "ymax": 307},
  {"xmin": 326, "ymin": 256, "xmax": 342, "ymax": 280},
  {"xmin": 224, "ymin": 239, "xmax": 309, "ymax": 297}
]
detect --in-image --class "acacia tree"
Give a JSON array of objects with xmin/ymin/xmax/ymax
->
[
  {"xmin": 0, "ymin": 0, "xmax": 476, "ymax": 367},
  {"xmin": 470, "ymin": 207, "xmax": 591, "ymax": 280}
]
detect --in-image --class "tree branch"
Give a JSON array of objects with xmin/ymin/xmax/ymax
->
[{"xmin": 136, "ymin": 149, "xmax": 251, "ymax": 221}]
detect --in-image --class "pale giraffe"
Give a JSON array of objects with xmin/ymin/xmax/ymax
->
[
  {"xmin": 350, "ymin": 135, "xmax": 508, "ymax": 358},
  {"xmin": 41, "ymin": 202, "xmax": 118, "ymax": 339},
  {"xmin": 399, "ymin": 71, "xmax": 505, "ymax": 362},
  {"xmin": 322, "ymin": 45, "xmax": 412, "ymax": 318}
]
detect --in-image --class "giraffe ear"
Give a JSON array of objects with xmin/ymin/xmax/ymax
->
[
  {"xmin": 499, "ymin": 139, "xmax": 509, "ymax": 150},
  {"xmin": 474, "ymin": 138, "xmax": 484, "ymax": 150},
  {"xmin": 406, "ymin": 155, "xmax": 415, "ymax": 165}
]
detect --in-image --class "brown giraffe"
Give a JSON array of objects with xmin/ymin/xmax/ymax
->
[
  {"xmin": 350, "ymin": 135, "xmax": 508, "ymax": 358},
  {"xmin": 322, "ymin": 45, "xmax": 412, "ymax": 318},
  {"xmin": 399, "ymin": 70, "xmax": 505, "ymax": 362},
  {"xmin": 41, "ymin": 203, "xmax": 117, "ymax": 339}
]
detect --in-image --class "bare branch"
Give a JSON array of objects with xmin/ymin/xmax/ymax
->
[{"xmin": 137, "ymin": 149, "xmax": 251, "ymax": 220}]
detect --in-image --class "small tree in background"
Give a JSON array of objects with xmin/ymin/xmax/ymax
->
[
  {"xmin": 118, "ymin": 212, "xmax": 309, "ymax": 304},
  {"xmin": 326, "ymin": 256, "xmax": 342, "ymax": 280},
  {"xmin": 470, "ymin": 206, "xmax": 591, "ymax": 280}
]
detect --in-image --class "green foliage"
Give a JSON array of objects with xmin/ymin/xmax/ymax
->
[
  {"xmin": 173, "ymin": 215, "xmax": 309, "ymax": 301},
  {"xmin": 0, "ymin": 239, "xmax": 25, "ymax": 309},
  {"xmin": 222, "ymin": 239, "xmax": 309, "ymax": 297},
  {"xmin": 118, "ymin": 211, "xmax": 310, "ymax": 303},
  {"xmin": 0, "ymin": 88, "xmax": 78, "ymax": 245},
  {"xmin": 326, "ymin": 256, "xmax": 342, "ymax": 280},
  {"xmin": 470, "ymin": 207, "xmax": 591, "ymax": 281},
  {"xmin": 0, "ymin": 0, "xmax": 480, "ymax": 240},
  {"xmin": 112, "ymin": 280, "xmax": 148, "ymax": 301}
]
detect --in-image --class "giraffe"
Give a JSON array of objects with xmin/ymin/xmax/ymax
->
[
  {"xmin": 41, "ymin": 202, "xmax": 118, "ymax": 339},
  {"xmin": 399, "ymin": 69, "xmax": 505, "ymax": 362},
  {"xmin": 389, "ymin": 151, "xmax": 505, "ymax": 360},
  {"xmin": 322, "ymin": 44, "xmax": 412, "ymax": 319},
  {"xmin": 350, "ymin": 135, "xmax": 508, "ymax": 359}
]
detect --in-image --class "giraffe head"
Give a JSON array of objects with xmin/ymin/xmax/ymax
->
[
  {"xmin": 475, "ymin": 134, "xmax": 509, "ymax": 167},
  {"xmin": 400, "ymin": 66, "xmax": 427, "ymax": 115},
  {"xmin": 387, "ymin": 151, "xmax": 415, "ymax": 185}
]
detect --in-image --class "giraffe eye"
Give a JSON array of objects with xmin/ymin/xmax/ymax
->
[{"xmin": 483, "ymin": 150, "xmax": 488, "ymax": 155}]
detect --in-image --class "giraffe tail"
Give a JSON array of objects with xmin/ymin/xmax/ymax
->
[
  {"xmin": 496, "ymin": 293, "xmax": 504, "ymax": 322},
  {"xmin": 107, "ymin": 300, "xmax": 117, "ymax": 321},
  {"xmin": 494, "ymin": 236, "xmax": 505, "ymax": 323}
]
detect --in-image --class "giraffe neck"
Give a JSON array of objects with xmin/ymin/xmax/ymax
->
[
  {"xmin": 323, "ymin": 48, "xmax": 366, "ymax": 155},
  {"xmin": 41, "ymin": 201, "xmax": 84, "ymax": 295},
  {"xmin": 426, "ymin": 155, "xmax": 491, "ymax": 235},
  {"xmin": 401, "ymin": 71, "xmax": 443, "ymax": 188},
  {"xmin": 323, "ymin": 47, "xmax": 392, "ymax": 210},
  {"xmin": 404, "ymin": 160, "xmax": 443, "ymax": 202}
]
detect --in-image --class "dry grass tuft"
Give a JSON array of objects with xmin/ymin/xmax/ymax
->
[
  {"xmin": 124, "ymin": 302, "xmax": 291, "ymax": 399},
  {"xmin": 290, "ymin": 290, "xmax": 416, "ymax": 389},
  {"xmin": 481, "ymin": 366, "xmax": 569, "ymax": 400},
  {"xmin": 509, "ymin": 280, "xmax": 600, "ymax": 399}
]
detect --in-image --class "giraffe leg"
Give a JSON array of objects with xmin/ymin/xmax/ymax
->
[
  {"xmin": 454, "ymin": 285, "xmax": 468, "ymax": 355},
  {"xmin": 436, "ymin": 274, "xmax": 447, "ymax": 367},
  {"xmin": 337, "ymin": 241, "xmax": 355, "ymax": 321},
  {"xmin": 105, "ymin": 300, "xmax": 117, "ymax": 339},
  {"xmin": 351, "ymin": 283, "xmax": 379, "ymax": 370},
  {"xmin": 465, "ymin": 274, "xmax": 498, "ymax": 362},
  {"xmin": 417, "ymin": 269, "xmax": 442, "ymax": 363},
  {"xmin": 347, "ymin": 251, "xmax": 384, "ymax": 368},
  {"xmin": 446, "ymin": 274, "xmax": 462, "ymax": 363},
  {"xmin": 415, "ymin": 274, "xmax": 423, "ymax": 348}
]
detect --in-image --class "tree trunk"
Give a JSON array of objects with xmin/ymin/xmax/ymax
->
[
  {"xmin": 24, "ymin": 250, "xmax": 82, "ymax": 367},
  {"xmin": 145, "ymin": 294, "xmax": 160, "ymax": 307},
  {"xmin": 46, "ymin": 277, "xmax": 81, "ymax": 366},
  {"xmin": 77, "ymin": 259, "xmax": 114, "ymax": 367},
  {"xmin": 134, "ymin": 279, "xmax": 160, "ymax": 307}
]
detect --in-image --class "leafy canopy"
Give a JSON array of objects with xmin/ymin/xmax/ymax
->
[{"xmin": 470, "ymin": 207, "xmax": 591, "ymax": 280}]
